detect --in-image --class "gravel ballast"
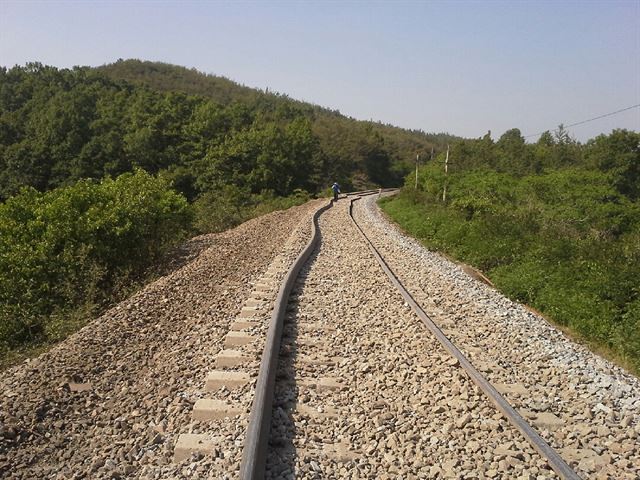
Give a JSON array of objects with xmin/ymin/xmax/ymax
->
[
  {"xmin": 354, "ymin": 193, "xmax": 639, "ymax": 479},
  {"xmin": 0, "ymin": 200, "xmax": 323, "ymax": 479},
  {"xmin": 3, "ymin": 192, "xmax": 638, "ymax": 479},
  {"xmin": 266, "ymin": 199, "xmax": 560, "ymax": 479}
]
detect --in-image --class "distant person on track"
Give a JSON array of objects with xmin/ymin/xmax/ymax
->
[{"xmin": 332, "ymin": 182, "xmax": 340, "ymax": 201}]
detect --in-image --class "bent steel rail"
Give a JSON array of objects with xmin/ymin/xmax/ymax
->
[
  {"xmin": 348, "ymin": 195, "xmax": 581, "ymax": 480},
  {"xmin": 239, "ymin": 200, "xmax": 333, "ymax": 480}
]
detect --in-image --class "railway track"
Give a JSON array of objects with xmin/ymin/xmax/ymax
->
[
  {"xmin": 232, "ymin": 191, "xmax": 580, "ymax": 479},
  {"xmin": 4, "ymin": 192, "xmax": 634, "ymax": 479},
  {"xmin": 171, "ymin": 190, "xmax": 638, "ymax": 479}
]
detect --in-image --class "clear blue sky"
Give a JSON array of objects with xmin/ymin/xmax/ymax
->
[{"xmin": 1, "ymin": 0, "xmax": 638, "ymax": 142}]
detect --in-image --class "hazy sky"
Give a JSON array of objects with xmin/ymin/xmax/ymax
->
[{"xmin": 1, "ymin": 0, "xmax": 639, "ymax": 142}]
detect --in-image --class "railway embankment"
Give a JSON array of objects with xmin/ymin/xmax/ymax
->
[
  {"xmin": 355, "ymin": 193, "xmax": 640, "ymax": 479},
  {"xmin": 0, "ymin": 200, "xmax": 322, "ymax": 479},
  {"xmin": 1, "ymin": 193, "xmax": 638, "ymax": 479}
]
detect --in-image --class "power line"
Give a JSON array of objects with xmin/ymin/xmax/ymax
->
[{"xmin": 524, "ymin": 103, "xmax": 640, "ymax": 139}]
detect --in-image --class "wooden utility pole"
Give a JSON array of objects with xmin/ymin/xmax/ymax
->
[
  {"xmin": 442, "ymin": 144, "xmax": 449, "ymax": 202},
  {"xmin": 414, "ymin": 153, "xmax": 420, "ymax": 189}
]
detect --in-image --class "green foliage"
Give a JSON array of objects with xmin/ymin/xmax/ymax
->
[
  {"xmin": 585, "ymin": 129, "xmax": 640, "ymax": 199},
  {"xmin": 193, "ymin": 184, "xmax": 252, "ymax": 233},
  {"xmin": 195, "ymin": 118, "xmax": 322, "ymax": 196},
  {"xmin": 0, "ymin": 170, "xmax": 191, "ymax": 351},
  {"xmin": 98, "ymin": 59, "xmax": 259, "ymax": 105},
  {"xmin": 616, "ymin": 298, "xmax": 640, "ymax": 368},
  {"xmin": 193, "ymin": 186, "xmax": 309, "ymax": 234},
  {"xmin": 0, "ymin": 60, "xmax": 458, "ymax": 365},
  {"xmin": 0, "ymin": 61, "xmax": 459, "ymax": 203},
  {"xmin": 99, "ymin": 59, "xmax": 457, "ymax": 177},
  {"xmin": 383, "ymin": 129, "xmax": 640, "ymax": 373}
]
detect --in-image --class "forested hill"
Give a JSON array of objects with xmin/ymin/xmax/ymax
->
[
  {"xmin": 97, "ymin": 59, "xmax": 456, "ymax": 187},
  {"xmin": 97, "ymin": 59, "xmax": 260, "ymax": 105},
  {"xmin": 97, "ymin": 59, "xmax": 455, "ymax": 164},
  {"xmin": 0, "ymin": 60, "xmax": 457, "ymax": 204},
  {"xmin": 0, "ymin": 60, "xmax": 456, "ymax": 359}
]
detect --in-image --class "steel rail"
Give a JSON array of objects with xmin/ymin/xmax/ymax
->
[
  {"xmin": 239, "ymin": 192, "xmax": 382, "ymax": 478},
  {"xmin": 345, "ymin": 187, "xmax": 398, "ymax": 197},
  {"xmin": 348, "ymin": 195, "xmax": 581, "ymax": 480},
  {"xmin": 239, "ymin": 200, "xmax": 333, "ymax": 480}
]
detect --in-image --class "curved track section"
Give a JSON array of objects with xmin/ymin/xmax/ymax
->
[
  {"xmin": 239, "ymin": 201, "xmax": 333, "ymax": 479},
  {"xmin": 240, "ymin": 191, "xmax": 582, "ymax": 479},
  {"xmin": 348, "ymin": 195, "xmax": 581, "ymax": 480}
]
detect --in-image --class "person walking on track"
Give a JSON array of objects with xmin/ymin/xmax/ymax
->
[{"xmin": 332, "ymin": 182, "xmax": 340, "ymax": 201}]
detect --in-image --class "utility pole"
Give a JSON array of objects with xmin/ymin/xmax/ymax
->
[
  {"xmin": 442, "ymin": 144, "xmax": 449, "ymax": 203},
  {"xmin": 421, "ymin": 147, "xmax": 432, "ymax": 194},
  {"xmin": 414, "ymin": 153, "xmax": 420, "ymax": 189}
]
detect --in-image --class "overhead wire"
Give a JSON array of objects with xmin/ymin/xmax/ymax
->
[{"xmin": 523, "ymin": 103, "xmax": 640, "ymax": 139}]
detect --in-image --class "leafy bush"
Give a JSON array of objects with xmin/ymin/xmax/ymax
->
[
  {"xmin": 381, "ymin": 132, "xmax": 640, "ymax": 372},
  {"xmin": 0, "ymin": 170, "xmax": 191, "ymax": 351},
  {"xmin": 193, "ymin": 186, "xmax": 310, "ymax": 234}
]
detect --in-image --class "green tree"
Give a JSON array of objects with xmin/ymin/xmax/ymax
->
[
  {"xmin": 585, "ymin": 129, "xmax": 640, "ymax": 199},
  {"xmin": 0, "ymin": 170, "xmax": 191, "ymax": 349}
]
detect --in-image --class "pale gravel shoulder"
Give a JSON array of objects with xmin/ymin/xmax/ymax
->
[
  {"xmin": 356, "ymin": 193, "xmax": 640, "ymax": 479},
  {"xmin": 362, "ymin": 194, "xmax": 640, "ymax": 396},
  {"xmin": 0, "ymin": 198, "xmax": 325, "ymax": 480}
]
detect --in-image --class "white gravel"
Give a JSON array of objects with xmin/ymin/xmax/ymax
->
[
  {"xmin": 353, "ymin": 193, "xmax": 640, "ymax": 479},
  {"xmin": 266, "ymin": 199, "xmax": 559, "ymax": 479}
]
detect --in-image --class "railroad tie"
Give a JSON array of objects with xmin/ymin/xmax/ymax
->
[
  {"xmin": 192, "ymin": 399, "xmax": 243, "ymax": 421},
  {"xmin": 216, "ymin": 349, "xmax": 250, "ymax": 368},
  {"xmin": 174, "ymin": 434, "xmax": 216, "ymax": 462},
  {"xmin": 224, "ymin": 332, "xmax": 256, "ymax": 348},
  {"xmin": 172, "ymin": 252, "xmax": 298, "ymax": 465},
  {"xmin": 205, "ymin": 370, "xmax": 250, "ymax": 391},
  {"xmin": 230, "ymin": 320, "xmax": 258, "ymax": 331}
]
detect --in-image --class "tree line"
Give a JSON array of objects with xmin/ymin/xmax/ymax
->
[{"xmin": 0, "ymin": 60, "xmax": 455, "ymax": 204}]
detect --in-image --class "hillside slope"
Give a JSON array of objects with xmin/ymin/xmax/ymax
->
[
  {"xmin": 97, "ymin": 59, "xmax": 259, "ymax": 105},
  {"xmin": 1, "ymin": 60, "xmax": 458, "ymax": 202},
  {"xmin": 97, "ymin": 59, "xmax": 458, "ymax": 183},
  {"xmin": 0, "ymin": 59, "xmax": 458, "ymax": 362},
  {"xmin": 381, "ymin": 128, "xmax": 640, "ymax": 373}
]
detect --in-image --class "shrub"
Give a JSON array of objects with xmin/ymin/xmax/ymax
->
[
  {"xmin": 382, "ymin": 162, "xmax": 640, "ymax": 374},
  {"xmin": 0, "ymin": 170, "xmax": 191, "ymax": 350}
]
